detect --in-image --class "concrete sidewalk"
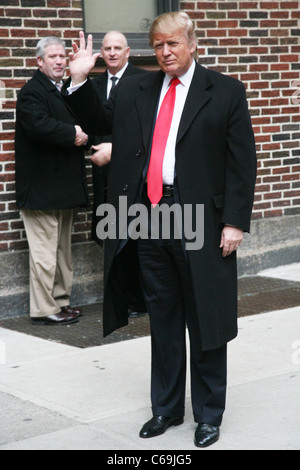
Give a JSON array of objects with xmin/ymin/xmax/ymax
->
[{"xmin": 0, "ymin": 264, "xmax": 299, "ymax": 451}]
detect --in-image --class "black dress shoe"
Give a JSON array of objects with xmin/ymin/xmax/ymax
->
[
  {"xmin": 128, "ymin": 309, "xmax": 147, "ymax": 319},
  {"xmin": 31, "ymin": 313, "xmax": 79, "ymax": 326},
  {"xmin": 139, "ymin": 415, "xmax": 184, "ymax": 439},
  {"xmin": 61, "ymin": 305, "xmax": 83, "ymax": 317},
  {"xmin": 194, "ymin": 423, "xmax": 220, "ymax": 448}
]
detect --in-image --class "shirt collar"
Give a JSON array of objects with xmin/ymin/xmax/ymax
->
[
  {"xmin": 165, "ymin": 60, "xmax": 196, "ymax": 88},
  {"xmin": 107, "ymin": 62, "xmax": 129, "ymax": 81},
  {"xmin": 49, "ymin": 78, "xmax": 63, "ymax": 89}
]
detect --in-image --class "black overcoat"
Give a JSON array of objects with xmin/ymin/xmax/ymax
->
[
  {"xmin": 90, "ymin": 63, "xmax": 146, "ymax": 243},
  {"xmin": 15, "ymin": 69, "xmax": 89, "ymax": 210},
  {"xmin": 66, "ymin": 62, "xmax": 257, "ymax": 351}
]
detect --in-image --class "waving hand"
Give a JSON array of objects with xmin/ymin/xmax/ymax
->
[{"xmin": 69, "ymin": 31, "xmax": 100, "ymax": 85}]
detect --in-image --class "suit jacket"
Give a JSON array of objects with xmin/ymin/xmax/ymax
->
[
  {"xmin": 89, "ymin": 63, "xmax": 146, "ymax": 244},
  {"xmin": 65, "ymin": 62, "xmax": 257, "ymax": 351},
  {"xmin": 15, "ymin": 69, "xmax": 89, "ymax": 210}
]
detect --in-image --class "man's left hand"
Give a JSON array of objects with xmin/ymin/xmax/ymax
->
[
  {"xmin": 91, "ymin": 142, "xmax": 112, "ymax": 166},
  {"xmin": 220, "ymin": 225, "xmax": 243, "ymax": 257}
]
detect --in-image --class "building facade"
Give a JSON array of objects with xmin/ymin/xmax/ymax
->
[{"xmin": 0, "ymin": 0, "xmax": 299, "ymax": 319}]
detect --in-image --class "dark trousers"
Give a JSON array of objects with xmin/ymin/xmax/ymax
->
[{"xmin": 137, "ymin": 195, "xmax": 227, "ymax": 426}]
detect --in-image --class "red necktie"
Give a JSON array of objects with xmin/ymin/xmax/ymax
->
[{"xmin": 147, "ymin": 77, "xmax": 181, "ymax": 207}]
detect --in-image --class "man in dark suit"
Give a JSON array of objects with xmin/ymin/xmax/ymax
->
[
  {"xmin": 65, "ymin": 11, "xmax": 257, "ymax": 447},
  {"xmin": 89, "ymin": 31, "xmax": 146, "ymax": 245},
  {"xmin": 15, "ymin": 36, "xmax": 89, "ymax": 326}
]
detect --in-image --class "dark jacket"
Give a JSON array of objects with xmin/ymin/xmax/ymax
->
[
  {"xmin": 15, "ymin": 69, "xmax": 89, "ymax": 210},
  {"xmin": 65, "ymin": 62, "xmax": 257, "ymax": 351},
  {"xmin": 90, "ymin": 63, "xmax": 146, "ymax": 244}
]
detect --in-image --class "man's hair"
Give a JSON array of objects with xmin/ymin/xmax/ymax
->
[
  {"xmin": 36, "ymin": 36, "xmax": 66, "ymax": 59},
  {"xmin": 149, "ymin": 11, "xmax": 197, "ymax": 53},
  {"xmin": 102, "ymin": 31, "xmax": 128, "ymax": 48}
]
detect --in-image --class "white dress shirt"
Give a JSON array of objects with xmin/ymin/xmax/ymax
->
[
  {"xmin": 67, "ymin": 62, "xmax": 129, "ymax": 98},
  {"xmin": 157, "ymin": 60, "xmax": 196, "ymax": 185},
  {"xmin": 67, "ymin": 60, "xmax": 196, "ymax": 185},
  {"xmin": 106, "ymin": 62, "xmax": 129, "ymax": 99}
]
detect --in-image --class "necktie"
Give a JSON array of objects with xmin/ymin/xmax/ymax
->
[
  {"xmin": 109, "ymin": 76, "xmax": 118, "ymax": 98},
  {"xmin": 147, "ymin": 77, "xmax": 181, "ymax": 207},
  {"xmin": 56, "ymin": 82, "xmax": 63, "ymax": 92}
]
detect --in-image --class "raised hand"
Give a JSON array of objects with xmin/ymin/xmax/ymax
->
[{"xmin": 69, "ymin": 31, "xmax": 100, "ymax": 85}]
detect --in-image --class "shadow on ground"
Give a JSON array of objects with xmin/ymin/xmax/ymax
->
[{"xmin": 1, "ymin": 276, "xmax": 300, "ymax": 348}]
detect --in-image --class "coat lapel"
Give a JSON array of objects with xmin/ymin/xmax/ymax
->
[
  {"xmin": 34, "ymin": 70, "xmax": 77, "ymax": 117},
  {"xmin": 135, "ymin": 71, "xmax": 164, "ymax": 150},
  {"xmin": 34, "ymin": 69, "xmax": 57, "ymax": 92},
  {"xmin": 135, "ymin": 65, "xmax": 213, "ymax": 149},
  {"xmin": 177, "ymin": 64, "xmax": 213, "ymax": 144},
  {"xmin": 93, "ymin": 71, "xmax": 108, "ymax": 101}
]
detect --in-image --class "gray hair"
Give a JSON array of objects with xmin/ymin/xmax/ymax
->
[{"xmin": 36, "ymin": 37, "xmax": 66, "ymax": 59}]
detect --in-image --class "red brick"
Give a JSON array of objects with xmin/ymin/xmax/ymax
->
[
  {"xmin": 11, "ymin": 29, "xmax": 37, "ymax": 37},
  {"xmin": 280, "ymin": 54, "xmax": 299, "ymax": 62},
  {"xmin": 0, "ymin": 132, "xmax": 15, "ymax": 141},
  {"xmin": 260, "ymin": 2, "xmax": 280, "ymax": 8},
  {"xmin": 47, "ymin": 0, "xmax": 71, "ymax": 6},
  {"xmin": 264, "ymin": 209, "xmax": 283, "ymax": 217},
  {"xmin": 218, "ymin": 20, "xmax": 238, "ymax": 28},
  {"xmin": 262, "ymin": 126, "xmax": 281, "ymax": 133},
  {"xmin": 5, "ymin": 8, "xmax": 32, "ymax": 17},
  {"xmin": 181, "ymin": 2, "xmax": 196, "ymax": 9},
  {"xmin": 273, "ymin": 184, "xmax": 290, "ymax": 191},
  {"xmin": 239, "ymin": 2, "xmax": 259, "ymax": 8},
  {"xmin": 207, "ymin": 29, "xmax": 227, "ymax": 37},
  {"xmin": 228, "ymin": 11, "xmax": 247, "ymax": 19},
  {"xmin": 0, "ymin": 223, "xmax": 9, "ymax": 231},
  {"xmin": 282, "ymin": 174, "xmax": 300, "ymax": 181},
  {"xmin": 280, "ymin": 1, "xmax": 299, "ymax": 8},
  {"xmin": 273, "ymin": 167, "xmax": 290, "ymax": 175},
  {"xmin": 197, "ymin": 2, "xmax": 217, "ymax": 9},
  {"xmin": 228, "ymin": 29, "xmax": 248, "ymax": 37},
  {"xmin": 256, "ymin": 135, "xmax": 271, "ymax": 143}
]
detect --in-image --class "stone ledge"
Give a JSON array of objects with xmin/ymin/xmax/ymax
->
[{"xmin": 1, "ymin": 214, "xmax": 299, "ymax": 321}]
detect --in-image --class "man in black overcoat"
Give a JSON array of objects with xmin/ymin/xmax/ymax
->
[
  {"xmin": 89, "ymin": 31, "xmax": 146, "ymax": 245},
  {"xmin": 65, "ymin": 12, "xmax": 257, "ymax": 447},
  {"xmin": 15, "ymin": 36, "xmax": 90, "ymax": 326}
]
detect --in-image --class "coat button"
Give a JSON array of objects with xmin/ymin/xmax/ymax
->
[
  {"xmin": 123, "ymin": 184, "xmax": 129, "ymax": 192},
  {"xmin": 135, "ymin": 149, "xmax": 142, "ymax": 158}
]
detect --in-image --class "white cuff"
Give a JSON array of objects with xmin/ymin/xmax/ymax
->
[{"xmin": 67, "ymin": 79, "xmax": 87, "ymax": 95}]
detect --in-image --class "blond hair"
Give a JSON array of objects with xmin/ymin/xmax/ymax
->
[{"xmin": 149, "ymin": 11, "xmax": 197, "ymax": 56}]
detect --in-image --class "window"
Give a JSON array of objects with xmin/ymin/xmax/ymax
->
[{"xmin": 83, "ymin": 0, "xmax": 179, "ymax": 55}]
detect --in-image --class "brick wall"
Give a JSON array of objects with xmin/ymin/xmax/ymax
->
[
  {"xmin": 0, "ymin": 0, "xmax": 300, "ymax": 254},
  {"xmin": 182, "ymin": 0, "xmax": 300, "ymax": 220}
]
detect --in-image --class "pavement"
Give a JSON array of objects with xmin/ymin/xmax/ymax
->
[{"xmin": 0, "ymin": 263, "xmax": 299, "ymax": 451}]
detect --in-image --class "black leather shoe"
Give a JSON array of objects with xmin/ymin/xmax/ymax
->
[
  {"xmin": 194, "ymin": 423, "xmax": 220, "ymax": 448},
  {"xmin": 61, "ymin": 305, "xmax": 83, "ymax": 317},
  {"xmin": 128, "ymin": 309, "xmax": 147, "ymax": 319},
  {"xmin": 31, "ymin": 313, "xmax": 79, "ymax": 326},
  {"xmin": 139, "ymin": 415, "xmax": 184, "ymax": 439}
]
